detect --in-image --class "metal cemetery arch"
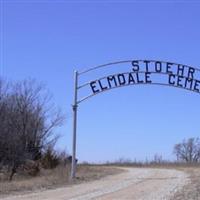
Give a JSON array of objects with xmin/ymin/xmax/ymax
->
[{"xmin": 71, "ymin": 60, "xmax": 200, "ymax": 179}]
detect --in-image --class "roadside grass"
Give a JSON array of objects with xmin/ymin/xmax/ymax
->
[
  {"xmin": 0, "ymin": 165, "xmax": 122, "ymax": 198},
  {"xmin": 104, "ymin": 161, "xmax": 200, "ymax": 169},
  {"xmin": 170, "ymin": 167, "xmax": 200, "ymax": 200},
  {"xmin": 1, "ymin": 162, "xmax": 200, "ymax": 199}
]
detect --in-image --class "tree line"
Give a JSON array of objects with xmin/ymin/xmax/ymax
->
[{"xmin": 0, "ymin": 79, "xmax": 64, "ymax": 180}]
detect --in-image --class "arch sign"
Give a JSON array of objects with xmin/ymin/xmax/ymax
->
[{"xmin": 70, "ymin": 60, "xmax": 200, "ymax": 178}]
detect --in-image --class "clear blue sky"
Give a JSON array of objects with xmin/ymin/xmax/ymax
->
[{"xmin": 1, "ymin": 0, "xmax": 200, "ymax": 162}]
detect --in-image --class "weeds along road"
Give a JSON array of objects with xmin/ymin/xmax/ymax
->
[{"xmin": 2, "ymin": 167, "xmax": 189, "ymax": 200}]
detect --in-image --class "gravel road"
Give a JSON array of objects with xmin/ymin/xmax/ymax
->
[{"xmin": 1, "ymin": 167, "xmax": 189, "ymax": 200}]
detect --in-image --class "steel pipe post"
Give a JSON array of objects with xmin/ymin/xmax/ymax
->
[{"xmin": 71, "ymin": 70, "xmax": 78, "ymax": 179}]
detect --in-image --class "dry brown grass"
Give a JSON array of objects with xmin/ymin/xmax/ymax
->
[
  {"xmin": 171, "ymin": 167, "xmax": 200, "ymax": 200},
  {"xmin": 0, "ymin": 165, "xmax": 122, "ymax": 198}
]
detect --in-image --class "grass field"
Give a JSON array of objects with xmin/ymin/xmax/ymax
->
[
  {"xmin": 171, "ymin": 167, "xmax": 200, "ymax": 200},
  {"xmin": 0, "ymin": 165, "xmax": 122, "ymax": 198}
]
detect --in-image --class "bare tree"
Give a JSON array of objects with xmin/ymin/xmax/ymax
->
[
  {"xmin": 0, "ymin": 79, "xmax": 64, "ymax": 180},
  {"xmin": 153, "ymin": 154, "xmax": 163, "ymax": 164},
  {"xmin": 173, "ymin": 138, "xmax": 200, "ymax": 163}
]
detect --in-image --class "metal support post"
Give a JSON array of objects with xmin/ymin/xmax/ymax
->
[{"xmin": 71, "ymin": 71, "xmax": 78, "ymax": 179}]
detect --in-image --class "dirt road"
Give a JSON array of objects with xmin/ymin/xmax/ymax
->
[{"xmin": 2, "ymin": 167, "xmax": 189, "ymax": 200}]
